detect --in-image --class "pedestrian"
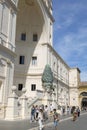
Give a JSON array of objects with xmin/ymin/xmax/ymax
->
[
  {"xmin": 62, "ymin": 107, "xmax": 65, "ymax": 116},
  {"xmin": 50, "ymin": 104, "xmax": 54, "ymax": 114},
  {"xmin": 77, "ymin": 107, "xmax": 80, "ymax": 117},
  {"xmin": 73, "ymin": 108, "xmax": 78, "ymax": 121},
  {"xmin": 35, "ymin": 105, "xmax": 39, "ymax": 121},
  {"xmin": 30, "ymin": 105, "xmax": 36, "ymax": 122},
  {"xmin": 38, "ymin": 108, "xmax": 44, "ymax": 130},
  {"xmin": 44, "ymin": 105, "xmax": 48, "ymax": 121},
  {"xmin": 67, "ymin": 106, "xmax": 70, "ymax": 115},
  {"xmin": 53, "ymin": 109, "xmax": 60, "ymax": 130}
]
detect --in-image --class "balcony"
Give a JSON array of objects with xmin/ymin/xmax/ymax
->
[
  {"xmin": 0, "ymin": 37, "xmax": 15, "ymax": 52},
  {"xmin": 11, "ymin": 0, "xmax": 18, "ymax": 6}
]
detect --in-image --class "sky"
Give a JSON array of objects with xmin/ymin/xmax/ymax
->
[{"xmin": 53, "ymin": 0, "xmax": 87, "ymax": 81}]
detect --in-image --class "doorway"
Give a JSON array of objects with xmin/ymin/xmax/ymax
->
[{"xmin": 81, "ymin": 98, "xmax": 87, "ymax": 110}]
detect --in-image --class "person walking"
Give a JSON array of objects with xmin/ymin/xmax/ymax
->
[
  {"xmin": 77, "ymin": 107, "xmax": 80, "ymax": 117},
  {"xmin": 53, "ymin": 109, "xmax": 60, "ymax": 130},
  {"xmin": 73, "ymin": 108, "xmax": 78, "ymax": 121},
  {"xmin": 44, "ymin": 105, "xmax": 48, "ymax": 121},
  {"xmin": 38, "ymin": 108, "xmax": 44, "ymax": 130},
  {"xmin": 30, "ymin": 105, "xmax": 36, "ymax": 122},
  {"xmin": 35, "ymin": 105, "xmax": 39, "ymax": 121}
]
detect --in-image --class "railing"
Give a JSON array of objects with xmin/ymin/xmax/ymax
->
[
  {"xmin": 0, "ymin": 37, "xmax": 15, "ymax": 52},
  {"xmin": 27, "ymin": 89, "xmax": 44, "ymax": 108},
  {"xmin": 53, "ymin": 71, "xmax": 69, "ymax": 85},
  {"xmin": 11, "ymin": 0, "xmax": 18, "ymax": 6}
]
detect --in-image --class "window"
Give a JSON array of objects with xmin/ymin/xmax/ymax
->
[
  {"xmin": 21, "ymin": 33, "xmax": 26, "ymax": 41},
  {"xmin": 18, "ymin": 84, "xmax": 23, "ymax": 91},
  {"xmin": 31, "ymin": 84, "xmax": 36, "ymax": 91},
  {"xmin": 32, "ymin": 56, "xmax": 37, "ymax": 65},
  {"xmin": 19, "ymin": 56, "xmax": 25, "ymax": 64},
  {"xmin": 33, "ymin": 34, "xmax": 38, "ymax": 41}
]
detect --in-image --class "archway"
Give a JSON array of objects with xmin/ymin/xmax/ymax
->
[
  {"xmin": 80, "ymin": 92, "xmax": 87, "ymax": 110},
  {"xmin": 81, "ymin": 98, "xmax": 87, "ymax": 110}
]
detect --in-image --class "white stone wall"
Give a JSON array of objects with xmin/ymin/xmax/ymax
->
[
  {"xmin": 14, "ymin": 0, "xmax": 53, "ymax": 94},
  {"xmin": 69, "ymin": 68, "xmax": 80, "ymax": 106},
  {"xmin": 0, "ymin": 0, "xmax": 17, "ymax": 107}
]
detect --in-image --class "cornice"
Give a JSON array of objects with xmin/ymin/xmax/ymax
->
[
  {"xmin": 14, "ymin": 72, "xmax": 42, "ymax": 77},
  {"xmin": 69, "ymin": 87, "xmax": 78, "ymax": 89},
  {"xmin": 42, "ymin": 43, "xmax": 70, "ymax": 69},
  {"xmin": 41, "ymin": 0, "xmax": 55, "ymax": 22}
]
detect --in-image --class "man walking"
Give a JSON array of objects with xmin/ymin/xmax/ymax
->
[{"xmin": 53, "ymin": 109, "xmax": 60, "ymax": 130}]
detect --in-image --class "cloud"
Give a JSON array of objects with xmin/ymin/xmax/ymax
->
[
  {"xmin": 57, "ymin": 25, "xmax": 62, "ymax": 29},
  {"xmin": 54, "ymin": 29, "xmax": 87, "ymax": 77},
  {"xmin": 53, "ymin": 0, "xmax": 87, "ymax": 81}
]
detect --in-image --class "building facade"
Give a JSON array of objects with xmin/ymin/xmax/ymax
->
[
  {"xmin": 0, "ymin": 0, "xmax": 81, "ymax": 120},
  {"xmin": 78, "ymin": 82, "xmax": 87, "ymax": 110}
]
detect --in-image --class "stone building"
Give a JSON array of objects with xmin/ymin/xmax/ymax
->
[
  {"xmin": 78, "ymin": 82, "xmax": 87, "ymax": 110},
  {"xmin": 0, "ymin": 0, "xmax": 82, "ymax": 120}
]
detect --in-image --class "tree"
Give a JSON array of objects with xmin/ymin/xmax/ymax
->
[{"xmin": 42, "ymin": 64, "xmax": 53, "ymax": 91}]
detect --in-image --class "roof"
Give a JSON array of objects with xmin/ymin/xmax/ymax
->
[{"xmin": 79, "ymin": 82, "xmax": 87, "ymax": 87}]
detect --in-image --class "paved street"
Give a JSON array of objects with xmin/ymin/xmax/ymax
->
[
  {"xmin": 45, "ymin": 113, "xmax": 87, "ymax": 130},
  {"xmin": 0, "ymin": 112, "xmax": 87, "ymax": 130}
]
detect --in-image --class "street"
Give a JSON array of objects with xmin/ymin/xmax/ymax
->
[
  {"xmin": 45, "ymin": 113, "xmax": 87, "ymax": 130},
  {"xmin": 0, "ymin": 113, "xmax": 87, "ymax": 130}
]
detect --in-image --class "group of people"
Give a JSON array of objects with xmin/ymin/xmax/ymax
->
[
  {"xmin": 30, "ymin": 104, "xmax": 49, "ymax": 123},
  {"xmin": 30, "ymin": 104, "xmax": 49, "ymax": 130},
  {"xmin": 30, "ymin": 105, "xmax": 81, "ymax": 130},
  {"xmin": 30, "ymin": 104, "xmax": 60, "ymax": 130}
]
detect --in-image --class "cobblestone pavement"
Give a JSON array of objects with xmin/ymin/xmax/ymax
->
[
  {"xmin": 0, "ymin": 111, "xmax": 87, "ymax": 130},
  {"xmin": 44, "ymin": 112, "xmax": 87, "ymax": 130},
  {"xmin": 28, "ymin": 112, "xmax": 87, "ymax": 130}
]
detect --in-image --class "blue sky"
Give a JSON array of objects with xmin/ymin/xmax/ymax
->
[{"xmin": 53, "ymin": 0, "xmax": 87, "ymax": 81}]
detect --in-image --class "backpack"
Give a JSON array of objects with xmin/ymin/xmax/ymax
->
[{"xmin": 53, "ymin": 112, "xmax": 59, "ymax": 121}]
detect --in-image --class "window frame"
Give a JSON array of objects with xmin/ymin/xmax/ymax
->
[
  {"xmin": 32, "ymin": 56, "xmax": 37, "ymax": 66},
  {"xmin": 33, "ymin": 33, "xmax": 38, "ymax": 42},
  {"xmin": 31, "ymin": 84, "xmax": 36, "ymax": 91},
  {"xmin": 21, "ymin": 33, "xmax": 26, "ymax": 41},
  {"xmin": 18, "ymin": 84, "xmax": 23, "ymax": 91},
  {"xmin": 19, "ymin": 55, "xmax": 25, "ymax": 64}
]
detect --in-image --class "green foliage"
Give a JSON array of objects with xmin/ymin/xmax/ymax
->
[{"xmin": 42, "ymin": 64, "xmax": 53, "ymax": 89}]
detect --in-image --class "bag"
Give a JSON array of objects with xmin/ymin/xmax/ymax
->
[{"xmin": 54, "ymin": 112, "xmax": 59, "ymax": 121}]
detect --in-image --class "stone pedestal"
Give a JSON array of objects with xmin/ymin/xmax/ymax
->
[
  {"xmin": 5, "ymin": 86, "xmax": 18, "ymax": 120},
  {"xmin": 20, "ymin": 88, "xmax": 28, "ymax": 119},
  {"xmin": 20, "ymin": 95, "xmax": 28, "ymax": 119}
]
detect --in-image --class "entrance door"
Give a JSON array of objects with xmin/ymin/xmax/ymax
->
[{"xmin": 81, "ymin": 98, "xmax": 87, "ymax": 110}]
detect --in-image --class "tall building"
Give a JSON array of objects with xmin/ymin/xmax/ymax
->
[
  {"xmin": 0, "ymin": 0, "xmax": 82, "ymax": 120},
  {"xmin": 0, "ymin": 0, "xmax": 17, "ymax": 118}
]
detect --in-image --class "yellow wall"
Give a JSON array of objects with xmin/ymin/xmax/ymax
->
[{"xmin": 78, "ymin": 86, "xmax": 87, "ymax": 109}]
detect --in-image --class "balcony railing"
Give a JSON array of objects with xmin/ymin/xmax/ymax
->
[
  {"xmin": 0, "ymin": 37, "xmax": 15, "ymax": 52},
  {"xmin": 11, "ymin": 0, "xmax": 18, "ymax": 6}
]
